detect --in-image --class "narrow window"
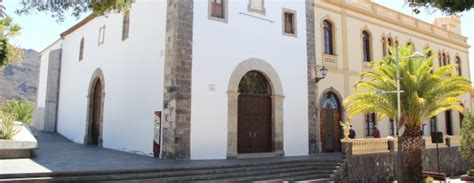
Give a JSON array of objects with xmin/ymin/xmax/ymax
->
[
  {"xmin": 211, "ymin": 0, "xmax": 225, "ymax": 19},
  {"xmin": 122, "ymin": 11, "xmax": 130, "ymax": 41},
  {"xmin": 248, "ymin": 0, "xmax": 265, "ymax": 14},
  {"xmin": 323, "ymin": 20, "xmax": 334, "ymax": 55},
  {"xmin": 426, "ymin": 50, "xmax": 432, "ymax": 59},
  {"xmin": 406, "ymin": 41, "xmax": 415, "ymax": 50},
  {"xmin": 456, "ymin": 56, "xmax": 462, "ymax": 76},
  {"xmin": 387, "ymin": 37, "xmax": 393, "ymax": 55},
  {"xmin": 445, "ymin": 110, "xmax": 453, "ymax": 135},
  {"xmin": 460, "ymin": 104, "xmax": 465, "ymax": 128},
  {"xmin": 442, "ymin": 52, "xmax": 447, "ymax": 66},
  {"xmin": 362, "ymin": 30, "xmax": 371, "ymax": 62},
  {"xmin": 98, "ymin": 25, "xmax": 106, "ymax": 46},
  {"xmin": 389, "ymin": 118, "xmax": 395, "ymax": 136},
  {"xmin": 284, "ymin": 13, "xmax": 294, "ymax": 34},
  {"xmin": 365, "ymin": 112, "xmax": 376, "ymax": 136},
  {"xmin": 382, "ymin": 37, "xmax": 387, "ymax": 57},
  {"xmin": 438, "ymin": 52, "xmax": 443, "ymax": 67},
  {"xmin": 79, "ymin": 37, "xmax": 84, "ymax": 61}
]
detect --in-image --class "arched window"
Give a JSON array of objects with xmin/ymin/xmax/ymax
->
[
  {"xmin": 382, "ymin": 37, "xmax": 387, "ymax": 57},
  {"xmin": 387, "ymin": 37, "xmax": 393, "ymax": 55},
  {"xmin": 362, "ymin": 31, "xmax": 371, "ymax": 62},
  {"xmin": 442, "ymin": 52, "xmax": 447, "ymax": 66},
  {"xmin": 323, "ymin": 20, "xmax": 334, "ymax": 55},
  {"xmin": 79, "ymin": 37, "xmax": 85, "ymax": 61},
  {"xmin": 406, "ymin": 41, "xmax": 415, "ymax": 50},
  {"xmin": 456, "ymin": 56, "xmax": 462, "ymax": 76},
  {"xmin": 426, "ymin": 50, "xmax": 432, "ymax": 59},
  {"xmin": 438, "ymin": 52, "xmax": 442, "ymax": 67}
]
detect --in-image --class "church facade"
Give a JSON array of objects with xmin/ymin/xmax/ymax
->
[{"xmin": 34, "ymin": 0, "xmax": 471, "ymax": 160}]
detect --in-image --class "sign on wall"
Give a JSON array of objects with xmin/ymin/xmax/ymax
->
[{"xmin": 153, "ymin": 111, "xmax": 162, "ymax": 158}]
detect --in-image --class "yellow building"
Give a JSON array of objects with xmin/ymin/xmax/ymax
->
[{"xmin": 314, "ymin": 0, "xmax": 470, "ymax": 151}]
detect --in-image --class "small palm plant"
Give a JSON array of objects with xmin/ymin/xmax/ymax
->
[
  {"xmin": 1, "ymin": 100, "xmax": 35, "ymax": 124},
  {"xmin": 0, "ymin": 112, "xmax": 19, "ymax": 139},
  {"xmin": 343, "ymin": 46, "xmax": 473, "ymax": 182}
]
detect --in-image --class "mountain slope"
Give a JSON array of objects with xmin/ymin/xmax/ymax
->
[{"xmin": 0, "ymin": 49, "xmax": 40, "ymax": 103}]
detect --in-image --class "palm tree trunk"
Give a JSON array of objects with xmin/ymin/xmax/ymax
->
[{"xmin": 401, "ymin": 125, "xmax": 424, "ymax": 182}]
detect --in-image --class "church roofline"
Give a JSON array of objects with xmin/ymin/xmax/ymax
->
[{"xmin": 60, "ymin": 14, "xmax": 96, "ymax": 38}]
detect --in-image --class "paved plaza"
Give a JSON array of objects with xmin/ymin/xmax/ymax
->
[{"xmin": 0, "ymin": 130, "xmax": 341, "ymax": 177}]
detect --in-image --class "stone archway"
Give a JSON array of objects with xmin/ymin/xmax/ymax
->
[
  {"xmin": 227, "ymin": 58, "xmax": 284, "ymax": 159},
  {"xmin": 318, "ymin": 87, "xmax": 344, "ymax": 153},
  {"xmin": 84, "ymin": 68, "xmax": 105, "ymax": 147}
]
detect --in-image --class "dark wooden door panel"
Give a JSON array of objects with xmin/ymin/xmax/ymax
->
[
  {"xmin": 238, "ymin": 94, "xmax": 272, "ymax": 154},
  {"xmin": 320, "ymin": 109, "xmax": 327, "ymax": 152},
  {"xmin": 91, "ymin": 80, "xmax": 102, "ymax": 145}
]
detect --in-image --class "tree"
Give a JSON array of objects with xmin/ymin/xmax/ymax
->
[
  {"xmin": 408, "ymin": 0, "xmax": 474, "ymax": 14},
  {"xmin": 15, "ymin": 0, "xmax": 132, "ymax": 22},
  {"xmin": 343, "ymin": 46, "xmax": 473, "ymax": 182},
  {"xmin": 0, "ymin": 17, "xmax": 22, "ymax": 70}
]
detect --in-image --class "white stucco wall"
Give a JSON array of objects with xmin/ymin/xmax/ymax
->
[
  {"xmin": 32, "ymin": 39, "xmax": 62, "ymax": 130},
  {"xmin": 191, "ymin": 0, "xmax": 309, "ymax": 159},
  {"xmin": 56, "ymin": 0, "xmax": 167, "ymax": 156}
]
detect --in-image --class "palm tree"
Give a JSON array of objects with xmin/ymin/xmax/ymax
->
[{"xmin": 343, "ymin": 46, "xmax": 473, "ymax": 182}]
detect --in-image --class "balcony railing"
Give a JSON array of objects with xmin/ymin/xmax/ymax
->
[{"xmin": 345, "ymin": 135, "xmax": 462, "ymax": 155}]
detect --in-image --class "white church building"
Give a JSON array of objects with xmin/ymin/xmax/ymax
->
[
  {"xmin": 35, "ymin": 0, "xmax": 317, "ymax": 160},
  {"xmin": 34, "ymin": 0, "xmax": 471, "ymax": 160}
]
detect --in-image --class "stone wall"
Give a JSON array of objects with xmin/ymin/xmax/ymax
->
[
  {"xmin": 162, "ymin": 0, "xmax": 194, "ymax": 159},
  {"xmin": 335, "ymin": 145, "xmax": 469, "ymax": 182}
]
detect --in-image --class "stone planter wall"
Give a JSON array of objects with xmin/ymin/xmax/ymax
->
[
  {"xmin": 335, "ymin": 141, "xmax": 469, "ymax": 182},
  {"xmin": 0, "ymin": 123, "xmax": 38, "ymax": 159}
]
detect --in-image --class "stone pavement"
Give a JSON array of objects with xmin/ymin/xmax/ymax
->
[{"xmin": 0, "ymin": 131, "xmax": 341, "ymax": 176}]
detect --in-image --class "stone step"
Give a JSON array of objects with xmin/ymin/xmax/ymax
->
[
  {"xmin": 1, "ymin": 158, "xmax": 343, "ymax": 182},
  {"xmin": 3, "ymin": 161, "xmax": 339, "ymax": 182},
  {"xmin": 0, "ymin": 158, "xmax": 340, "ymax": 179}
]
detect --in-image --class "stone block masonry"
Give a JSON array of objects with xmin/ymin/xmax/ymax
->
[
  {"xmin": 161, "ymin": 0, "xmax": 194, "ymax": 160},
  {"xmin": 305, "ymin": 0, "xmax": 320, "ymax": 154},
  {"xmin": 334, "ymin": 146, "xmax": 469, "ymax": 182}
]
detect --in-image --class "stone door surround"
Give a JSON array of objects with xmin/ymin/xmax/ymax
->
[
  {"xmin": 84, "ymin": 68, "xmax": 105, "ymax": 147},
  {"xmin": 227, "ymin": 58, "xmax": 285, "ymax": 159}
]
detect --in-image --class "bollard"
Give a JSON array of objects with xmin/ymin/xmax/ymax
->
[{"xmin": 445, "ymin": 136, "xmax": 451, "ymax": 147}]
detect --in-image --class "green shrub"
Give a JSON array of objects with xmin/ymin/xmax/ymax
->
[
  {"xmin": 425, "ymin": 176, "xmax": 434, "ymax": 183},
  {"xmin": 468, "ymin": 169, "xmax": 474, "ymax": 176},
  {"xmin": 0, "ymin": 112, "xmax": 19, "ymax": 139},
  {"xmin": 461, "ymin": 111, "xmax": 474, "ymax": 168},
  {"xmin": 1, "ymin": 100, "xmax": 34, "ymax": 124}
]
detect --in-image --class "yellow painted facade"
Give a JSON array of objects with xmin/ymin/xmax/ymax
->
[{"xmin": 314, "ymin": 0, "xmax": 471, "ymax": 138}]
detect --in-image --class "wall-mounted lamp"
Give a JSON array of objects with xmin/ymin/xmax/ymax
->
[{"xmin": 315, "ymin": 66, "xmax": 328, "ymax": 83}]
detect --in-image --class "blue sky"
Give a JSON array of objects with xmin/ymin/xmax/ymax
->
[{"xmin": 4, "ymin": 1, "xmax": 474, "ymax": 78}]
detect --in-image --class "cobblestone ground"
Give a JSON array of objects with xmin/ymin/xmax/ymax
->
[{"xmin": 0, "ymin": 130, "xmax": 341, "ymax": 176}]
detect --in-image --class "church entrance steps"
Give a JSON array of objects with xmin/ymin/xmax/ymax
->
[
  {"xmin": 0, "ymin": 157, "xmax": 342, "ymax": 182},
  {"xmin": 0, "ymin": 131, "xmax": 343, "ymax": 182}
]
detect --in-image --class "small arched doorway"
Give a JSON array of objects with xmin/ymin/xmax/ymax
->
[
  {"xmin": 89, "ymin": 79, "xmax": 103, "ymax": 145},
  {"xmin": 88, "ymin": 78, "xmax": 103, "ymax": 145},
  {"xmin": 320, "ymin": 92, "xmax": 342, "ymax": 152},
  {"xmin": 237, "ymin": 71, "xmax": 272, "ymax": 154},
  {"xmin": 85, "ymin": 69, "xmax": 105, "ymax": 146}
]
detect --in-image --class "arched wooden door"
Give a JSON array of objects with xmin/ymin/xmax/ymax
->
[
  {"xmin": 320, "ymin": 92, "xmax": 342, "ymax": 152},
  {"xmin": 90, "ymin": 79, "xmax": 103, "ymax": 145},
  {"xmin": 237, "ymin": 71, "xmax": 272, "ymax": 154}
]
